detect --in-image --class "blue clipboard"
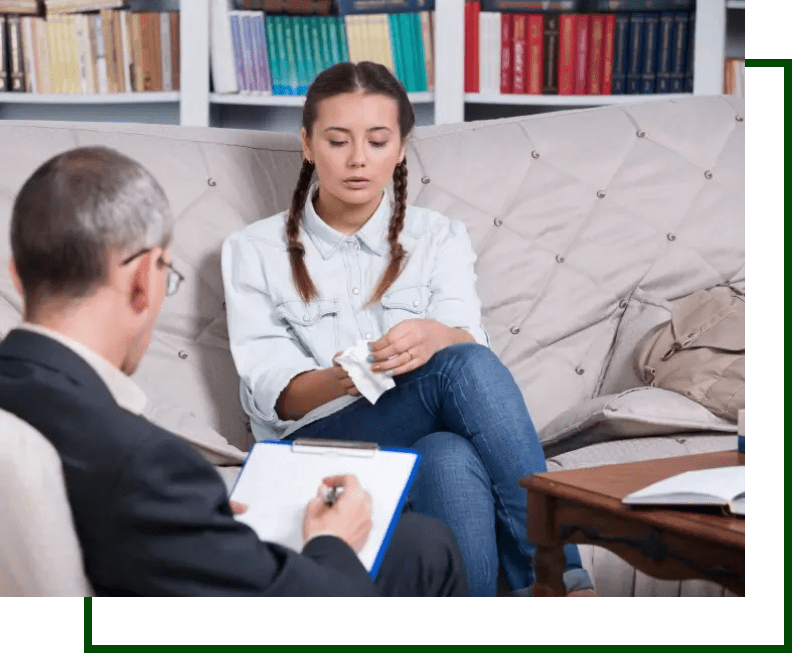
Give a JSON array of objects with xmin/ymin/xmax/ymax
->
[{"xmin": 229, "ymin": 438, "xmax": 421, "ymax": 579}]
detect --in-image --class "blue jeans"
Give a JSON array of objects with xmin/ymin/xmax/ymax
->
[{"xmin": 289, "ymin": 343, "xmax": 592, "ymax": 596}]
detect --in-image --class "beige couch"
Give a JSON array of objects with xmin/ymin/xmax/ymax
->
[{"xmin": 0, "ymin": 94, "xmax": 744, "ymax": 596}]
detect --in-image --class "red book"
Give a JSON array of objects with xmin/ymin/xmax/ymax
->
[
  {"xmin": 464, "ymin": 1, "xmax": 481, "ymax": 93},
  {"xmin": 574, "ymin": 14, "xmax": 589, "ymax": 95},
  {"xmin": 512, "ymin": 13, "xmax": 527, "ymax": 94},
  {"xmin": 601, "ymin": 13, "xmax": 616, "ymax": 95},
  {"xmin": 557, "ymin": 13, "xmax": 577, "ymax": 95},
  {"xmin": 587, "ymin": 15, "xmax": 605, "ymax": 95},
  {"xmin": 500, "ymin": 12, "xmax": 513, "ymax": 93},
  {"xmin": 526, "ymin": 14, "xmax": 543, "ymax": 95}
]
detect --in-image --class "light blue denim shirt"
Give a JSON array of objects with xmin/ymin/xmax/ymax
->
[{"xmin": 221, "ymin": 185, "xmax": 490, "ymax": 441}]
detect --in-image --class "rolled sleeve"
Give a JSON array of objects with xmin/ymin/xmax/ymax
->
[
  {"xmin": 221, "ymin": 233, "xmax": 321, "ymax": 434},
  {"xmin": 426, "ymin": 220, "xmax": 490, "ymax": 348}
]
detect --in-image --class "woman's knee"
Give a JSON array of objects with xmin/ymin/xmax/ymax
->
[
  {"xmin": 435, "ymin": 342, "xmax": 508, "ymax": 379},
  {"xmin": 412, "ymin": 431, "xmax": 484, "ymax": 477}
]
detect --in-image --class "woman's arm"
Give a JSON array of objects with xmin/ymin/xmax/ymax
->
[{"xmin": 275, "ymin": 364, "xmax": 359, "ymax": 422}]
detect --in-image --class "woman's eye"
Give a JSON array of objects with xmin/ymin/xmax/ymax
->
[
  {"xmin": 329, "ymin": 140, "xmax": 347, "ymax": 147},
  {"xmin": 370, "ymin": 141, "xmax": 388, "ymax": 148}
]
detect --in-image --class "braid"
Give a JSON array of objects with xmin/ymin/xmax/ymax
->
[
  {"xmin": 286, "ymin": 159, "xmax": 318, "ymax": 303},
  {"xmin": 369, "ymin": 159, "xmax": 408, "ymax": 304}
]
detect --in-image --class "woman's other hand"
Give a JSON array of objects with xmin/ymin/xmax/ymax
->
[{"xmin": 331, "ymin": 352, "xmax": 361, "ymax": 397}]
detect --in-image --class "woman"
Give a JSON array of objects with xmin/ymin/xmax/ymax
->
[{"xmin": 222, "ymin": 61, "xmax": 594, "ymax": 596}]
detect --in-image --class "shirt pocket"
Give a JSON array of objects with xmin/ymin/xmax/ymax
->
[
  {"xmin": 381, "ymin": 285, "xmax": 431, "ymax": 330},
  {"xmin": 275, "ymin": 298, "xmax": 340, "ymax": 360}
]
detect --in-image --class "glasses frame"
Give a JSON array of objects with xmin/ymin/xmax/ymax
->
[{"xmin": 121, "ymin": 247, "xmax": 184, "ymax": 297}]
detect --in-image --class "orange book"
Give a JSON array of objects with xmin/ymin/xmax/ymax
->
[
  {"xmin": 586, "ymin": 15, "xmax": 605, "ymax": 95},
  {"xmin": 526, "ymin": 14, "xmax": 543, "ymax": 95},
  {"xmin": 100, "ymin": 10, "xmax": 118, "ymax": 92},
  {"xmin": 512, "ymin": 14, "xmax": 526, "ymax": 94},
  {"xmin": 169, "ymin": 11, "xmax": 179, "ymax": 91},
  {"xmin": 147, "ymin": 11, "xmax": 162, "ymax": 91},
  {"xmin": 557, "ymin": 13, "xmax": 576, "ymax": 95},
  {"xmin": 130, "ymin": 12, "xmax": 144, "ymax": 91},
  {"xmin": 601, "ymin": 13, "xmax": 615, "ymax": 95}
]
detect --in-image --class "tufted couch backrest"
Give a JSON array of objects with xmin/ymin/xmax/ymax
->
[{"xmin": 0, "ymin": 95, "xmax": 744, "ymax": 452}]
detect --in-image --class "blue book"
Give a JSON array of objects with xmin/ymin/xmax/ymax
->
[
  {"xmin": 333, "ymin": 0, "xmax": 435, "ymax": 15},
  {"xmin": 256, "ymin": 13, "xmax": 272, "ymax": 93},
  {"xmin": 669, "ymin": 11, "xmax": 688, "ymax": 93},
  {"xmin": 684, "ymin": 10, "xmax": 694, "ymax": 93},
  {"xmin": 626, "ymin": 13, "xmax": 645, "ymax": 95},
  {"xmin": 242, "ymin": 14, "xmax": 261, "ymax": 91},
  {"xmin": 655, "ymin": 12, "xmax": 674, "ymax": 93},
  {"xmin": 611, "ymin": 13, "xmax": 630, "ymax": 95},
  {"xmin": 640, "ymin": 12, "xmax": 660, "ymax": 94},
  {"xmin": 229, "ymin": 13, "xmax": 247, "ymax": 91}
]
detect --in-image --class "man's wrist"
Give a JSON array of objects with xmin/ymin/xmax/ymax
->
[{"xmin": 303, "ymin": 530, "xmax": 344, "ymax": 547}]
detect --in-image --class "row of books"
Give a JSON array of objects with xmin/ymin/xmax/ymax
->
[
  {"xmin": 467, "ymin": 3, "xmax": 695, "ymax": 96},
  {"xmin": 0, "ymin": 9, "xmax": 180, "ymax": 94},
  {"xmin": 0, "ymin": 1, "xmax": 126, "ymax": 15},
  {"xmin": 211, "ymin": 3, "xmax": 434, "ymax": 97},
  {"xmin": 724, "ymin": 58, "xmax": 744, "ymax": 98}
]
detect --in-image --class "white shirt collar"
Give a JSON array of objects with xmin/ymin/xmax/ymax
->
[{"xmin": 17, "ymin": 323, "xmax": 147, "ymax": 416}]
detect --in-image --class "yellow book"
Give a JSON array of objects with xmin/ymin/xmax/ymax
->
[
  {"xmin": 344, "ymin": 15, "xmax": 357, "ymax": 63},
  {"xmin": 32, "ymin": 17, "xmax": 50, "ymax": 93},
  {"xmin": 380, "ymin": 14, "xmax": 394, "ymax": 73},
  {"xmin": 421, "ymin": 11, "xmax": 433, "ymax": 92},
  {"xmin": 47, "ymin": 18, "xmax": 64, "ymax": 93},
  {"xmin": 64, "ymin": 15, "xmax": 79, "ymax": 93}
]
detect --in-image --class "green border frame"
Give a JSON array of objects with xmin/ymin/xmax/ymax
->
[{"xmin": 0, "ymin": 0, "xmax": 792, "ymax": 653}]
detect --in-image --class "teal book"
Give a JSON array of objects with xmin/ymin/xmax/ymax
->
[
  {"xmin": 388, "ymin": 13, "xmax": 405, "ymax": 90},
  {"xmin": 310, "ymin": 16, "xmax": 325, "ymax": 74},
  {"xmin": 319, "ymin": 16, "xmax": 334, "ymax": 67},
  {"xmin": 291, "ymin": 16, "xmax": 309, "ymax": 94},
  {"xmin": 337, "ymin": 16, "xmax": 349, "ymax": 62},
  {"xmin": 282, "ymin": 15, "xmax": 300, "ymax": 95},
  {"xmin": 326, "ymin": 16, "xmax": 341, "ymax": 65},
  {"xmin": 410, "ymin": 12, "xmax": 427, "ymax": 92},
  {"xmin": 300, "ymin": 17, "xmax": 316, "ymax": 86},
  {"xmin": 265, "ymin": 13, "xmax": 282, "ymax": 95},
  {"xmin": 399, "ymin": 12, "xmax": 416, "ymax": 92}
]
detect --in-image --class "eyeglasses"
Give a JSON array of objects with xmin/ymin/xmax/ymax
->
[{"xmin": 121, "ymin": 247, "xmax": 185, "ymax": 297}]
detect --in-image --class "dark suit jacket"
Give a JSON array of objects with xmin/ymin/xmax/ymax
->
[{"xmin": 0, "ymin": 329, "xmax": 376, "ymax": 596}]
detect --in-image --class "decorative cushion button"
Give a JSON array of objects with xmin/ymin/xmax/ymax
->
[
  {"xmin": 510, "ymin": 326, "xmax": 520, "ymax": 335},
  {"xmin": 667, "ymin": 233, "xmax": 676, "ymax": 241},
  {"xmin": 597, "ymin": 190, "xmax": 606, "ymax": 198},
  {"xmin": 207, "ymin": 178, "xmax": 216, "ymax": 186},
  {"xmin": 704, "ymin": 170, "xmax": 713, "ymax": 179},
  {"xmin": 736, "ymin": 116, "xmax": 744, "ymax": 122},
  {"xmin": 531, "ymin": 150, "xmax": 540, "ymax": 159},
  {"xmin": 556, "ymin": 254, "xmax": 565, "ymax": 263},
  {"xmin": 494, "ymin": 218, "xmax": 503, "ymax": 226},
  {"xmin": 575, "ymin": 367, "xmax": 584, "ymax": 375},
  {"xmin": 637, "ymin": 130, "xmax": 646, "ymax": 138},
  {"xmin": 619, "ymin": 299, "xmax": 628, "ymax": 309},
  {"xmin": 421, "ymin": 176, "xmax": 430, "ymax": 184},
  {"xmin": 178, "ymin": 351, "xmax": 188, "ymax": 359}
]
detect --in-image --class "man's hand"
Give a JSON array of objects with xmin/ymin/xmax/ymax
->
[
  {"xmin": 367, "ymin": 319, "xmax": 474, "ymax": 377},
  {"xmin": 229, "ymin": 501, "xmax": 248, "ymax": 515},
  {"xmin": 302, "ymin": 474, "xmax": 372, "ymax": 553}
]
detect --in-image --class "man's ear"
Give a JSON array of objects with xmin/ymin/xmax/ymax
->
[
  {"xmin": 128, "ymin": 251, "xmax": 156, "ymax": 315},
  {"xmin": 8, "ymin": 259, "xmax": 23, "ymax": 298}
]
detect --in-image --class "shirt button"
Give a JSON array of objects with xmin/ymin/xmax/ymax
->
[
  {"xmin": 365, "ymin": 333, "xmax": 372, "ymax": 339},
  {"xmin": 352, "ymin": 288, "xmax": 360, "ymax": 295},
  {"xmin": 412, "ymin": 300, "xmax": 420, "ymax": 307}
]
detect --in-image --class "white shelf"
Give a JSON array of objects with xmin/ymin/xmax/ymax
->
[
  {"xmin": 0, "ymin": 92, "xmax": 180, "ymax": 104},
  {"xmin": 211, "ymin": 92, "xmax": 434, "ymax": 107},
  {"xmin": 465, "ymin": 93, "xmax": 692, "ymax": 106}
]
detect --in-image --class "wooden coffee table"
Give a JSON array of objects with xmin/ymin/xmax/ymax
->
[{"xmin": 521, "ymin": 451, "xmax": 745, "ymax": 596}]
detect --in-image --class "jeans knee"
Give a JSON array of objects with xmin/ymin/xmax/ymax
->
[
  {"xmin": 437, "ymin": 342, "xmax": 506, "ymax": 378},
  {"xmin": 412, "ymin": 432, "xmax": 484, "ymax": 479}
]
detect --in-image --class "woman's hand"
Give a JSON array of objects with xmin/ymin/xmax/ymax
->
[
  {"xmin": 367, "ymin": 319, "xmax": 474, "ymax": 377},
  {"xmin": 331, "ymin": 353, "xmax": 360, "ymax": 397}
]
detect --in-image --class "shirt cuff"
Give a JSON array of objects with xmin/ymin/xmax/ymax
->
[{"xmin": 303, "ymin": 530, "xmax": 344, "ymax": 547}]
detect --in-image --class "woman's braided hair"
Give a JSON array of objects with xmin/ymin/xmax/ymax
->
[{"xmin": 286, "ymin": 61, "xmax": 416, "ymax": 304}]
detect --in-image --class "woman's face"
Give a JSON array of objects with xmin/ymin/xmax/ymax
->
[{"xmin": 302, "ymin": 91, "xmax": 407, "ymax": 218}]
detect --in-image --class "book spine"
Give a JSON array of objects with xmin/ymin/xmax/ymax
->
[
  {"xmin": 302, "ymin": 15, "xmax": 316, "ymax": 86},
  {"xmin": 610, "ymin": 11, "xmax": 628, "ymax": 94},
  {"xmin": 274, "ymin": 15, "xmax": 290, "ymax": 93},
  {"xmin": 395, "ymin": 13, "xmax": 412, "ymax": 92},
  {"xmin": 384, "ymin": 13, "xmax": 397, "ymax": 73},
  {"xmin": 266, "ymin": 13, "xmax": 282, "ymax": 94},
  {"xmin": 511, "ymin": 13, "xmax": 525, "ymax": 94},
  {"xmin": 640, "ymin": 11, "xmax": 659, "ymax": 94},
  {"xmin": 586, "ymin": 14, "xmax": 604, "ymax": 95},
  {"xmin": 119, "ymin": 9, "xmax": 133, "ymax": 92},
  {"xmin": 160, "ymin": 12, "xmax": 172, "ymax": 93},
  {"xmin": 21, "ymin": 16, "xmax": 35, "ymax": 92},
  {"xmin": 259, "ymin": 0, "xmax": 333, "ymax": 14},
  {"xmin": 86, "ymin": 14, "xmax": 99, "ymax": 94},
  {"xmin": 343, "ymin": 15, "xmax": 356, "ymax": 63},
  {"xmin": 68, "ymin": 15, "xmax": 82, "ymax": 94},
  {"xmin": 626, "ymin": 13, "xmax": 644, "ymax": 95},
  {"xmin": 133, "ymin": 13, "xmax": 146, "ymax": 92},
  {"xmin": 464, "ymin": 0, "xmax": 480, "ymax": 93},
  {"xmin": 527, "ymin": 14, "xmax": 542, "ymax": 94},
  {"xmin": 387, "ymin": 13, "xmax": 403, "ymax": 87},
  {"xmin": 150, "ymin": 11, "xmax": 163, "ymax": 92},
  {"xmin": 685, "ymin": 9, "xmax": 693, "ymax": 92},
  {"xmin": 102, "ymin": 10, "xmax": 117, "ymax": 93},
  {"xmin": 337, "ymin": 15, "xmax": 349, "ymax": 61},
  {"xmin": 169, "ymin": 11, "xmax": 179, "ymax": 92},
  {"xmin": 412, "ymin": 12, "xmax": 427, "ymax": 92},
  {"xmin": 292, "ymin": 16, "xmax": 309, "ymax": 93},
  {"xmin": 420, "ymin": 10, "xmax": 433, "ymax": 91},
  {"xmin": 481, "ymin": 0, "xmax": 577, "ymax": 10},
  {"xmin": 573, "ymin": 13, "xmax": 588, "ymax": 95},
  {"xmin": 8, "ymin": 15, "xmax": 26, "ymax": 92},
  {"xmin": 541, "ymin": 13, "xmax": 558, "ymax": 94},
  {"xmin": 92, "ymin": 14, "xmax": 106, "ymax": 94},
  {"xmin": 0, "ymin": 16, "xmax": 7, "ymax": 93},
  {"xmin": 655, "ymin": 11, "xmax": 673, "ymax": 94},
  {"xmin": 478, "ymin": 11, "xmax": 489, "ymax": 94},
  {"xmin": 318, "ymin": 15, "xmax": 333, "ymax": 67},
  {"xmin": 557, "ymin": 13, "xmax": 575, "ymax": 95},
  {"xmin": 283, "ymin": 15, "xmax": 300, "ymax": 95},
  {"xmin": 600, "ymin": 12, "xmax": 614, "ymax": 95},
  {"xmin": 585, "ymin": 0, "xmax": 693, "ymax": 11},
  {"xmin": 668, "ymin": 11, "xmax": 687, "ymax": 93},
  {"xmin": 243, "ymin": 13, "xmax": 261, "ymax": 92},
  {"xmin": 33, "ymin": 17, "xmax": 50, "ymax": 94},
  {"xmin": 74, "ymin": 13, "xmax": 90, "ymax": 94},
  {"xmin": 45, "ymin": 18, "xmax": 59, "ymax": 94},
  {"xmin": 499, "ymin": 12, "xmax": 512, "ymax": 93},
  {"xmin": 308, "ymin": 15, "xmax": 323, "ymax": 75},
  {"xmin": 257, "ymin": 13, "xmax": 271, "ymax": 92},
  {"xmin": 229, "ymin": 12, "xmax": 246, "ymax": 91},
  {"xmin": 333, "ymin": 0, "xmax": 436, "ymax": 14}
]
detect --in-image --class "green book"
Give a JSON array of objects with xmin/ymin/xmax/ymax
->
[
  {"xmin": 337, "ymin": 16, "xmax": 349, "ymax": 62},
  {"xmin": 291, "ymin": 16, "xmax": 309, "ymax": 94},
  {"xmin": 300, "ymin": 17, "xmax": 316, "ymax": 87},
  {"xmin": 410, "ymin": 12, "xmax": 427, "ymax": 92},
  {"xmin": 265, "ymin": 13, "xmax": 283, "ymax": 95},
  {"xmin": 388, "ymin": 13, "xmax": 405, "ymax": 90},
  {"xmin": 310, "ymin": 16, "xmax": 325, "ymax": 75},
  {"xmin": 282, "ymin": 15, "xmax": 300, "ymax": 95},
  {"xmin": 397, "ymin": 13, "xmax": 415, "ymax": 92},
  {"xmin": 326, "ymin": 16, "xmax": 340, "ymax": 65},
  {"xmin": 319, "ymin": 16, "xmax": 334, "ymax": 68}
]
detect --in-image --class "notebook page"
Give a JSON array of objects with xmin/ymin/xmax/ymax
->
[
  {"xmin": 624, "ymin": 466, "xmax": 745, "ymax": 504},
  {"xmin": 230, "ymin": 443, "xmax": 418, "ymax": 572}
]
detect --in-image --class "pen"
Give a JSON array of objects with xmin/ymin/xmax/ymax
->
[{"xmin": 323, "ymin": 485, "xmax": 343, "ymax": 507}]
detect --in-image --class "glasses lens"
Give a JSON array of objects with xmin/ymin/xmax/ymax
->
[{"xmin": 167, "ymin": 270, "xmax": 179, "ymax": 296}]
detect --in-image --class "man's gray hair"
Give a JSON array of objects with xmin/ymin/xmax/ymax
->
[{"xmin": 10, "ymin": 146, "xmax": 173, "ymax": 315}]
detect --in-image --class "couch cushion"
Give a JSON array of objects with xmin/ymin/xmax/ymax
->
[{"xmin": 538, "ymin": 387, "xmax": 737, "ymax": 458}]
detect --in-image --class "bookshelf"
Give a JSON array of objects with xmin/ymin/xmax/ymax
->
[{"xmin": 0, "ymin": 0, "xmax": 745, "ymax": 131}]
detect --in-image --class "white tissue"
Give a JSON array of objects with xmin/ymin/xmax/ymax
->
[{"xmin": 335, "ymin": 340, "xmax": 395, "ymax": 404}]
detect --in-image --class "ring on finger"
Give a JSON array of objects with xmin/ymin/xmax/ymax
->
[{"xmin": 405, "ymin": 349, "xmax": 413, "ymax": 361}]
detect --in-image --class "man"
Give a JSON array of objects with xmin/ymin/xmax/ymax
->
[{"xmin": 0, "ymin": 146, "xmax": 467, "ymax": 596}]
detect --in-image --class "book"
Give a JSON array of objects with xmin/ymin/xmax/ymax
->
[
  {"xmin": 256, "ymin": 13, "xmax": 271, "ymax": 91},
  {"xmin": 541, "ymin": 13, "xmax": 558, "ymax": 94},
  {"xmin": 625, "ymin": 12, "xmax": 644, "ymax": 94},
  {"xmin": 526, "ymin": 14, "xmax": 542, "ymax": 95},
  {"xmin": 308, "ymin": 15, "xmax": 324, "ymax": 76},
  {"xmin": 639, "ymin": 11, "xmax": 659, "ymax": 94},
  {"xmin": 130, "ymin": 12, "xmax": 143, "ymax": 91},
  {"xmin": 464, "ymin": 0, "xmax": 479, "ymax": 93},
  {"xmin": 334, "ymin": 0, "xmax": 434, "ymax": 14},
  {"xmin": 655, "ymin": 11, "xmax": 674, "ymax": 93},
  {"xmin": 684, "ymin": 9, "xmax": 693, "ymax": 93},
  {"xmin": 266, "ymin": 12, "xmax": 282, "ymax": 93},
  {"xmin": 623, "ymin": 466, "xmax": 745, "ymax": 517},
  {"xmin": 44, "ymin": 1, "xmax": 125, "ymax": 14},
  {"xmin": 119, "ymin": 8, "xmax": 132, "ymax": 92},
  {"xmin": 32, "ymin": 15, "xmax": 49, "ymax": 93},
  {"xmin": 228, "ymin": 11, "xmax": 246, "ymax": 90},
  {"xmin": 336, "ymin": 15, "xmax": 349, "ymax": 61},
  {"xmin": 230, "ymin": 439, "xmax": 421, "ymax": 577},
  {"xmin": 159, "ymin": 11, "xmax": 171, "ymax": 92},
  {"xmin": 610, "ymin": 11, "xmax": 628, "ymax": 94},
  {"xmin": 0, "ymin": 16, "xmax": 9, "ymax": 91},
  {"xmin": 318, "ymin": 14, "xmax": 333, "ymax": 68},
  {"xmin": 419, "ymin": 10, "xmax": 433, "ymax": 91},
  {"xmin": 584, "ymin": 0, "xmax": 693, "ymax": 10},
  {"xmin": 387, "ymin": 12, "xmax": 404, "ymax": 88},
  {"xmin": 0, "ymin": 1, "xmax": 40, "ymax": 14},
  {"xmin": 20, "ymin": 15, "xmax": 35, "ymax": 91},
  {"xmin": 586, "ymin": 14, "xmax": 604, "ymax": 94},
  {"xmin": 100, "ymin": 10, "xmax": 117, "ymax": 92},
  {"xmin": 243, "ymin": 11, "xmax": 262, "ymax": 91},
  {"xmin": 499, "ymin": 12, "xmax": 512, "ymax": 93},
  {"xmin": 600, "ymin": 13, "xmax": 614, "ymax": 94},
  {"xmin": 210, "ymin": 0, "xmax": 238, "ymax": 93},
  {"xmin": 557, "ymin": 12, "xmax": 576, "ymax": 95},
  {"xmin": 724, "ymin": 57, "xmax": 744, "ymax": 98},
  {"xmin": 7, "ymin": 14, "xmax": 25, "ymax": 91},
  {"xmin": 511, "ymin": 13, "xmax": 526, "ymax": 94},
  {"xmin": 573, "ymin": 13, "xmax": 589, "ymax": 95},
  {"xmin": 482, "ymin": 0, "xmax": 580, "ymax": 10},
  {"xmin": 169, "ymin": 11, "xmax": 179, "ymax": 91},
  {"xmin": 478, "ymin": 11, "xmax": 495, "ymax": 95},
  {"xmin": 282, "ymin": 14, "xmax": 300, "ymax": 94},
  {"xmin": 242, "ymin": 0, "xmax": 333, "ymax": 13}
]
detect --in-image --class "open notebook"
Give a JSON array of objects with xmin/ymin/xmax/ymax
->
[
  {"xmin": 623, "ymin": 465, "xmax": 745, "ymax": 516},
  {"xmin": 229, "ymin": 439, "xmax": 421, "ymax": 577}
]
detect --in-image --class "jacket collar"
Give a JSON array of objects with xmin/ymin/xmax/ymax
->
[{"xmin": 302, "ymin": 183, "xmax": 392, "ymax": 259}]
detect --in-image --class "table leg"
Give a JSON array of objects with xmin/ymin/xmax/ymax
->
[{"xmin": 532, "ymin": 543, "xmax": 567, "ymax": 596}]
